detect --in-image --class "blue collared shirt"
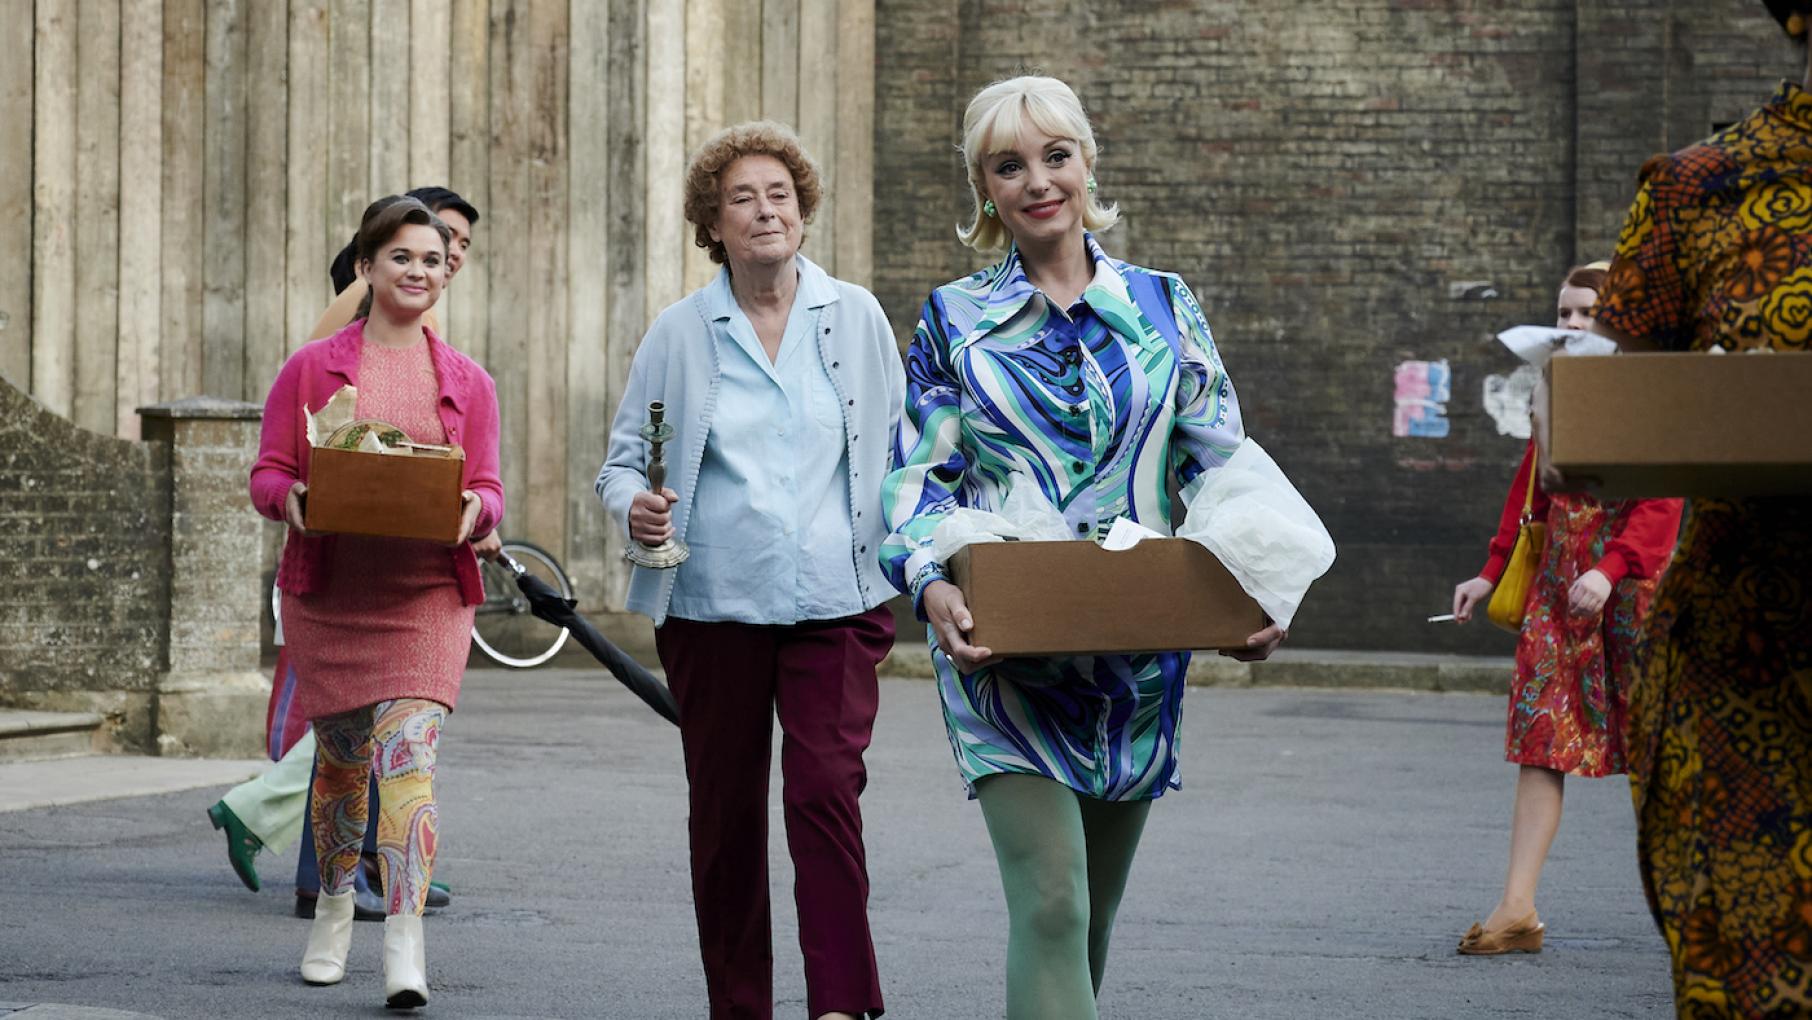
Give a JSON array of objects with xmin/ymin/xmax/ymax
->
[{"xmin": 666, "ymin": 263, "xmax": 865, "ymax": 624}]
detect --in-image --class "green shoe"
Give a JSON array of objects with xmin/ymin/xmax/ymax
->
[{"xmin": 206, "ymin": 800, "xmax": 264, "ymax": 892}]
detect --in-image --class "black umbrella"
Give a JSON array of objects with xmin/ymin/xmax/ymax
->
[{"xmin": 497, "ymin": 552, "xmax": 680, "ymax": 726}]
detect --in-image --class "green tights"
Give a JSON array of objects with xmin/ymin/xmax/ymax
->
[{"xmin": 976, "ymin": 773, "xmax": 1154, "ymax": 1020}]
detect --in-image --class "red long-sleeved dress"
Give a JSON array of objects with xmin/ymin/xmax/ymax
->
[{"xmin": 1479, "ymin": 440, "xmax": 1682, "ymax": 776}]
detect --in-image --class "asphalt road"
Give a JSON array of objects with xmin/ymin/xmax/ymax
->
[{"xmin": 0, "ymin": 668, "xmax": 1673, "ymax": 1019}]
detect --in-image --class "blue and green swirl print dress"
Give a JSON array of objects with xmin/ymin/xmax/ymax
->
[{"xmin": 880, "ymin": 235, "xmax": 1244, "ymax": 801}]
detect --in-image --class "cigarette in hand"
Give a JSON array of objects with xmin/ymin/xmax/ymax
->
[{"xmin": 1426, "ymin": 613, "xmax": 1457, "ymax": 623}]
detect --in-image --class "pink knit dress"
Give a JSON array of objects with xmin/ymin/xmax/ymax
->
[{"xmin": 282, "ymin": 336, "xmax": 475, "ymax": 721}]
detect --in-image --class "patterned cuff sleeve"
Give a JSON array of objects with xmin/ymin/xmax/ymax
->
[{"xmin": 907, "ymin": 561, "xmax": 949, "ymax": 621}]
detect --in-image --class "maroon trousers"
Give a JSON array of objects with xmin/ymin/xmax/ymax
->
[{"xmin": 655, "ymin": 604, "xmax": 894, "ymax": 1020}]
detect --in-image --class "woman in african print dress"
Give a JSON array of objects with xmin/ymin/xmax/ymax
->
[
  {"xmin": 1449, "ymin": 264, "xmax": 1683, "ymax": 956},
  {"xmin": 880, "ymin": 75, "xmax": 1284, "ymax": 1020},
  {"xmin": 1590, "ymin": 4, "xmax": 1812, "ymax": 1014}
]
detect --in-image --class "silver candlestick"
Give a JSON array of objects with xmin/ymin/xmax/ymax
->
[{"xmin": 625, "ymin": 400, "xmax": 690, "ymax": 570}]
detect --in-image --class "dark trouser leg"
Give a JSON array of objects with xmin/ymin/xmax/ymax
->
[
  {"xmin": 775, "ymin": 605, "xmax": 893, "ymax": 1019},
  {"xmin": 657, "ymin": 617, "xmax": 780, "ymax": 1020}
]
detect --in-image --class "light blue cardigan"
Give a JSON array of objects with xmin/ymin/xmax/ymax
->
[{"xmin": 596, "ymin": 255, "xmax": 906, "ymax": 627}]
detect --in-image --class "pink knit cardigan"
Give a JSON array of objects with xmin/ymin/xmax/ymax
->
[{"xmin": 249, "ymin": 321, "xmax": 504, "ymax": 605}]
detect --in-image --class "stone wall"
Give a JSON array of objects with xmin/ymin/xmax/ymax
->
[
  {"xmin": 0, "ymin": 374, "xmax": 169, "ymax": 748},
  {"xmin": 872, "ymin": 0, "xmax": 1791, "ymax": 652},
  {"xmin": 0, "ymin": 374, "xmax": 266, "ymax": 755}
]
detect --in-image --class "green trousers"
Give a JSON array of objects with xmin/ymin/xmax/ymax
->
[
  {"xmin": 220, "ymin": 730, "xmax": 315, "ymax": 852},
  {"xmin": 976, "ymin": 773, "xmax": 1154, "ymax": 1020}
]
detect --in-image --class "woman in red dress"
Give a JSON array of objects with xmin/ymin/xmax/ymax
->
[
  {"xmin": 1448, "ymin": 264, "xmax": 1683, "ymax": 955},
  {"xmin": 249, "ymin": 196, "xmax": 503, "ymax": 1007}
]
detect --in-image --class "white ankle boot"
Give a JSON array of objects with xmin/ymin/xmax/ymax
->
[
  {"xmin": 300, "ymin": 889, "xmax": 356, "ymax": 985},
  {"xmin": 383, "ymin": 913, "xmax": 429, "ymax": 1008}
]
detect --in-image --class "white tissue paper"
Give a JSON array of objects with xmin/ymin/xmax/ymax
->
[
  {"xmin": 929, "ymin": 479, "xmax": 1075, "ymax": 563},
  {"xmin": 1497, "ymin": 325, "xmax": 1618, "ymax": 369},
  {"xmin": 1100, "ymin": 517, "xmax": 1166, "ymax": 551},
  {"xmin": 1175, "ymin": 439, "xmax": 1336, "ymax": 631}
]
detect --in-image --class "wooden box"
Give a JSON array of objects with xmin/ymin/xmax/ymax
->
[{"xmin": 304, "ymin": 446, "xmax": 464, "ymax": 543}]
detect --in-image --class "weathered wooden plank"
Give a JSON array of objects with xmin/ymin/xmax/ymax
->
[
  {"xmin": 566, "ymin": 0, "xmax": 611, "ymax": 606},
  {"xmin": 522, "ymin": 0, "xmax": 570, "ymax": 564},
  {"xmin": 644, "ymin": 0, "xmax": 685, "ymax": 317},
  {"xmin": 0, "ymin": 0, "xmax": 33, "ymax": 388},
  {"xmin": 285, "ymin": 0, "xmax": 331, "ymax": 354},
  {"xmin": 446, "ymin": 0, "xmax": 490, "ymax": 360},
  {"xmin": 161, "ymin": 0, "xmax": 206, "ymax": 400},
  {"xmin": 796, "ymin": 0, "xmax": 837, "ymax": 274},
  {"xmin": 116, "ymin": 0, "xmax": 163, "ymax": 436},
  {"xmin": 243, "ymin": 0, "xmax": 289, "ymax": 401},
  {"xmin": 486, "ymin": 0, "xmax": 530, "ymax": 523},
  {"xmin": 723, "ymin": 0, "xmax": 761, "ymax": 128},
  {"xmin": 408, "ymin": 0, "xmax": 451, "ymax": 188},
  {"xmin": 833, "ymin": 0, "xmax": 873, "ymax": 287},
  {"xmin": 369, "ymin": 0, "xmax": 410, "ymax": 196},
  {"xmin": 73, "ymin": 0, "xmax": 121, "ymax": 433},
  {"xmin": 327, "ymin": 0, "xmax": 372, "ymax": 267},
  {"xmin": 759, "ymin": 0, "xmax": 798, "ymax": 129},
  {"xmin": 32, "ymin": 0, "xmax": 77, "ymax": 416},
  {"xmin": 202, "ymin": 0, "xmax": 249, "ymax": 402},
  {"xmin": 679, "ymin": 0, "xmax": 722, "ymax": 294},
  {"xmin": 601, "ymin": 0, "xmax": 646, "ymax": 606}
]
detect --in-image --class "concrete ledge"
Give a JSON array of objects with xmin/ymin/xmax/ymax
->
[
  {"xmin": 0, "ymin": 711, "xmax": 104, "ymax": 762},
  {"xmin": 0, "ymin": 710, "xmax": 103, "ymax": 739},
  {"xmin": 879, "ymin": 643, "xmax": 1511, "ymax": 694},
  {"xmin": 0, "ymin": 692, "xmax": 154, "ymax": 754},
  {"xmin": 552, "ymin": 609, "xmax": 1516, "ymax": 695}
]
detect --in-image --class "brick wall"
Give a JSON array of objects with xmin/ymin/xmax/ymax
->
[
  {"xmin": 873, "ymin": 0, "xmax": 1796, "ymax": 652},
  {"xmin": 0, "ymin": 374, "xmax": 170, "ymax": 696}
]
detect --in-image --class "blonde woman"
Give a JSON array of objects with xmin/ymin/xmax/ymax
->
[{"xmin": 881, "ymin": 76, "xmax": 1281, "ymax": 1019}]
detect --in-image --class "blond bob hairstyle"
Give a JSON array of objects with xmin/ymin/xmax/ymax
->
[
  {"xmin": 957, "ymin": 75, "xmax": 1119, "ymax": 252},
  {"xmin": 683, "ymin": 121, "xmax": 823, "ymax": 265}
]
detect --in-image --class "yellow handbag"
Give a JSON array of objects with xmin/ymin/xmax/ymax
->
[{"xmin": 1485, "ymin": 466, "xmax": 1546, "ymax": 633}]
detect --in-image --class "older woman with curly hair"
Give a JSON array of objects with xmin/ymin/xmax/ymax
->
[{"xmin": 597, "ymin": 121, "xmax": 904, "ymax": 1020}]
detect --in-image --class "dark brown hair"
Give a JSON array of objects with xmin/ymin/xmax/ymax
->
[{"xmin": 353, "ymin": 196, "xmax": 452, "ymax": 319}]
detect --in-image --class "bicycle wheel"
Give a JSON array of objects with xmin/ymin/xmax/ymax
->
[{"xmin": 471, "ymin": 540, "xmax": 573, "ymax": 669}]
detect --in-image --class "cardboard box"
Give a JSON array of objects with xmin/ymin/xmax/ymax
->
[
  {"xmin": 948, "ymin": 538, "xmax": 1265, "ymax": 657},
  {"xmin": 1546, "ymin": 352, "xmax": 1812, "ymax": 498},
  {"xmin": 304, "ymin": 446, "xmax": 464, "ymax": 543}
]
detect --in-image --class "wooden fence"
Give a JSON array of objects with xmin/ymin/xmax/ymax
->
[{"xmin": 0, "ymin": 0, "xmax": 877, "ymax": 609}]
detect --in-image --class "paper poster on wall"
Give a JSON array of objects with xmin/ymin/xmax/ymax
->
[
  {"xmin": 1482, "ymin": 364, "xmax": 1541, "ymax": 439},
  {"xmin": 1392, "ymin": 359, "xmax": 1451, "ymax": 438}
]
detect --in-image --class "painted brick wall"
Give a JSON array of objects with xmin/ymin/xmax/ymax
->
[
  {"xmin": 0, "ymin": 374, "xmax": 170, "ymax": 693},
  {"xmin": 873, "ymin": 0, "xmax": 1794, "ymax": 652}
]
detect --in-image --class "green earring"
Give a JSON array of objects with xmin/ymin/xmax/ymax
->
[
  {"xmin": 982, "ymin": 199, "xmax": 996, "ymax": 217},
  {"xmin": 1087, "ymin": 177, "xmax": 1097, "ymax": 193}
]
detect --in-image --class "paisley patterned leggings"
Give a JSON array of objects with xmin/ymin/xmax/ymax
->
[{"xmin": 310, "ymin": 699, "xmax": 445, "ymax": 916}]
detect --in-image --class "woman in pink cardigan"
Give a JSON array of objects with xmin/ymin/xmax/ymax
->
[{"xmin": 249, "ymin": 196, "xmax": 502, "ymax": 1008}]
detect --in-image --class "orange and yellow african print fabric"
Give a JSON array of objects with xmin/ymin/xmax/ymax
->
[{"xmin": 1597, "ymin": 81, "xmax": 1812, "ymax": 1019}]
